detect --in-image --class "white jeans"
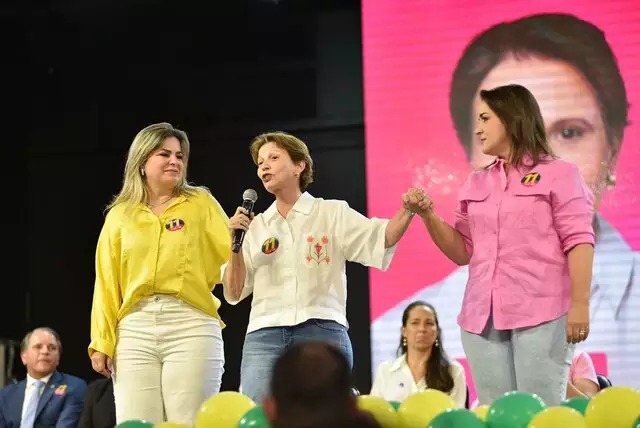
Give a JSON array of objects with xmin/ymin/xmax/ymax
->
[{"xmin": 113, "ymin": 295, "xmax": 224, "ymax": 425}]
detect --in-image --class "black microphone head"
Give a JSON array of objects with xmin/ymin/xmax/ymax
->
[{"xmin": 243, "ymin": 189, "xmax": 258, "ymax": 203}]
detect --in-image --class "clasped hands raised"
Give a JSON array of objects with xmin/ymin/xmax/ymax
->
[{"xmin": 402, "ymin": 187, "xmax": 434, "ymax": 217}]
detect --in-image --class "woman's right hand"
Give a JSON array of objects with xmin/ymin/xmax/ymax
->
[
  {"xmin": 90, "ymin": 351, "xmax": 113, "ymax": 378},
  {"xmin": 229, "ymin": 206, "xmax": 255, "ymax": 238}
]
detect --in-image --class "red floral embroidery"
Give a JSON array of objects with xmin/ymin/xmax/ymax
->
[{"xmin": 306, "ymin": 235, "xmax": 330, "ymax": 264}]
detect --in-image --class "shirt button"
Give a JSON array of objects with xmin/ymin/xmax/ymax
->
[{"xmin": 153, "ymin": 296, "xmax": 160, "ymax": 302}]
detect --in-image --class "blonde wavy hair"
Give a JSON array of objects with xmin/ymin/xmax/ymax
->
[{"xmin": 107, "ymin": 122, "xmax": 201, "ymax": 211}]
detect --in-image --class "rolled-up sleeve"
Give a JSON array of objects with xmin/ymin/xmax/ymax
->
[
  {"xmin": 454, "ymin": 203, "xmax": 473, "ymax": 256},
  {"xmin": 551, "ymin": 163, "xmax": 595, "ymax": 252},
  {"xmin": 337, "ymin": 201, "xmax": 396, "ymax": 271},
  {"xmin": 454, "ymin": 179, "xmax": 476, "ymax": 256}
]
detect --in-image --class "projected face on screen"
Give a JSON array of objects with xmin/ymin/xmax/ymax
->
[
  {"xmin": 363, "ymin": 2, "xmax": 640, "ymax": 403},
  {"xmin": 471, "ymin": 56, "xmax": 611, "ymax": 205}
]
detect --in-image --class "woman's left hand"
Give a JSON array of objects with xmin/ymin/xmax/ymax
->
[{"xmin": 566, "ymin": 301, "xmax": 590, "ymax": 344}]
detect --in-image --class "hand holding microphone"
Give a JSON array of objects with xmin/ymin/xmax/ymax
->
[{"xmin": 230, "ymin": 189, "xmax": 258, "ymax": 253}]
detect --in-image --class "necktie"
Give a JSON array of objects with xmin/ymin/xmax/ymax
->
[{"xmin": 21, "ymin": 380, "xmax": 45, "ymax": 428}]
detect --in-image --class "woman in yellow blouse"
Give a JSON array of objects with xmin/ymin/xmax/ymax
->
[{"xmin": 88, "ymin": 123, "xmax": 231, "ymax": 425}]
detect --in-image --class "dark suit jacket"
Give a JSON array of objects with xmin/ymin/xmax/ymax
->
[
  {"xmin": 0, "ymin": 371, "xmax": 87, "ymax": 428},
  {"xmin": 77, "ymin": 378, "xmax": 116, "ymax": 428}
]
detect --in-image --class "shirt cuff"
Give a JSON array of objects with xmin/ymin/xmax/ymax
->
[
  {"xmin": 373, "ymin": 219, "xmax": 397, "ymax": 271},
  {"xmin": 88, "ymin": 338, "xmax": 115, "ymax": 359},
  {"xmin": 562, "ymin": 233, "xmax": 595, "ymax": 253}
]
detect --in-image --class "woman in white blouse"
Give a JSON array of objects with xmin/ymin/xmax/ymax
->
[
  {"xmin": 370, "ymin": 301, "xmax": 467, "ymax": 408},
  {"xmin": 222, "ymin": 132, "xmax": 415, "ymax": 405}
]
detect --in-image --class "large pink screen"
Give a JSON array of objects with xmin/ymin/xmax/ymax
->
[{"xmin": 363, "ymin": 0, "xmax": 640, "ymax": 403}]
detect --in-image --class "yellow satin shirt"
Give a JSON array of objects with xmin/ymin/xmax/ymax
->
[{"xmin": 89, "ymin": 188, "xmax": 231, "ymax": 358}]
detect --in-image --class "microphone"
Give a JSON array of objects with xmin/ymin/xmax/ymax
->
[{"xmin": 232, "ymin": 189, "xmax": 258, "ymax": 253}]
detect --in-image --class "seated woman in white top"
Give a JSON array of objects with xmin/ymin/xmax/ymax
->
[{"xmin": 370, "ymin": 301, "xmax": 466, "ymax": 408}]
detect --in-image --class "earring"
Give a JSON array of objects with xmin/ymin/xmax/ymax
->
[
  {"xmin": 435, "ymin": 339, "xmax": 439, "ymax": 347},
  {"xmin": 605, "ymin": 173, "xmax": 616, "ymax": 188},
  {"xmin": 402, "ymin": 337, "xmax": 407, "ymax": 347},
  {"xmin": 140, "ymin": 169, "xmax": 145, "ymax": 176},
  {"xmin": 294, "ymin": 172, "xmax": 299, "ymax": 177}
]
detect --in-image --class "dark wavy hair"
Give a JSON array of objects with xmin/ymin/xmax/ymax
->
[{"xmin": 398, "ymin": 301, "xmax": 454, "ymax": 393}]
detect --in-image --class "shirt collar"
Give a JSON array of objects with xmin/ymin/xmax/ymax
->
[
  {"xmin": 389, "ymin": 354, "xmax": 408, "ymax": 372},
  {"xmin": 137, "ymin": 195, "xmax": 187, "ymax": 212},
  {"xmin": 592, "ymin": 215, "xmax": 635, "ymax": 316},
  {"xmin": 485, "ymin": 154, "xmax": 552, "ymax": 172},
  {"xmin": 263, "ymin": 192, "xmax": 315, "ymax": 223},
  {"xmin": 26, "ymin": 372, "xmax": 53, "ymax": 386}
]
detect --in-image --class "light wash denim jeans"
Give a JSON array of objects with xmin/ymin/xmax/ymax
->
[{"xmin": 240, "ymin": 318, "xmax": 353, "ymax": 404}]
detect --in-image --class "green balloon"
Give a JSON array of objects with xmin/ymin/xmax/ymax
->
[
  {"xmin": 633, "ymin": 416, "xmax": 640, "ymax": 428},
  {"xmin": 428, "ymin": 409, "xmax": 485, "ymax": 428},
  {"xmin": 561, "ymin": 396, "xmax": 590, "ymax": 415},
  {"xmin": 116, "ymin": 421, "xmax": 153, "ymax": 428},
  {"xmin": 238, "ymin": 406, "xmax": 271, "ymax": 428},
  {"xmin": 389, "ymin": 401, "xmax": 401, "ymax": 411},
  {"xmin": 486, "ymin": 391, "xmax": 546, "ymax": 428}
]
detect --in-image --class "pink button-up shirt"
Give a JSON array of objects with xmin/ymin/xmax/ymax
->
[{"xmin": 454, "ymin": 157, "xmax": 595, "ymax": 334}]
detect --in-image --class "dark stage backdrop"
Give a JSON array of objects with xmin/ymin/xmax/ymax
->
[{"xmin": 16, "ymin": 0, "xmax": 376, "ymax": 392}]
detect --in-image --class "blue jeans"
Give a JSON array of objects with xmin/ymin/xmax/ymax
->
[{"xmin": 240, "ymin": 318, "xmax": 353, "ymax": 404}]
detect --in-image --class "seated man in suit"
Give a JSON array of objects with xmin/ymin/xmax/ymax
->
[
  {"xmin": 78, "ymin": 377, "xmax": 116, "ymax": 428},
  {"xmin": 0, "ymin": 327, "xmax": 86, "ymax": 428}
]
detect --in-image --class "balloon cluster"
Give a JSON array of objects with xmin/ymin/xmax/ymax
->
[
  {"xmin": 113, "ymin": 386, "xmax": 640, "ymax": 428},
  {"xmin": 356, "ymin": 386, "xmax": 640, "ymax": 428},
  {"xmin": 113, "ymin": 391, "xmax": 267, "ymax": 428}
]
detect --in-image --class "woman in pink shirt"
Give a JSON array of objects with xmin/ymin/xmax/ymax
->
[{"xmin": 404, "ymin": 83, "xmax": 595, "ymax": 406}]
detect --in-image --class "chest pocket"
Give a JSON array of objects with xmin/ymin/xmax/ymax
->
[
  {"xmin": 510, "ymin": 184, "xmax": 552, "ymax": 234},
  {"xmin": 458, "ymin": 188, "xmax": 490, "ymax": 236}
]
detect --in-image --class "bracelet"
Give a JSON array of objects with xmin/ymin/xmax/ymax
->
[{"xmin": 407, "ymin": 209, "xmax": 416, "ymax": 217}]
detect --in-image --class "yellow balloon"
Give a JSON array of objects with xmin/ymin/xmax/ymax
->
[
  {"xmin": 585, "ymin": 386, "xmax": 640, "ymax": 428},
  {"xmin": 195, "ymin": 391, "xmax": 256, "ymax": 428},
  {"xmin": 397, "ymin": 389, "xmax": 456, "ymax": 428},
  {"xmin": 155, "ymin": 424, "xmax": 189, "ymax": 428},
  {"xmin": 528, "ymin": 406, "xmax": 587, "ymax": 428},
  {"xmin": 472, "ymin": 405, "xmax": 489, "ymax": 421},
  {"xmin": 357, "ymin": 395, "xmax": 398, "ymax": 428}
]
